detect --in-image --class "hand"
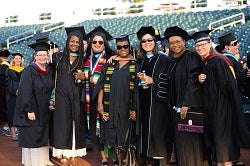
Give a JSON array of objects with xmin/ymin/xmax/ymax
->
[
  {"xmin": 198, "ymin": 73, "xmax": 206, "ymax": 84},
  {"xmin": 246, "ymin": 69, "xmax": 250, "ymax": 78},
  {"xmin": 28, "ymin": 112, "xmax": 36, "ymax": 121},
  {"xmin": 107, "ymin": 55, "xmax": 118, "ymax": 64},
  {"xmin": 73, "ymin": 70, "xmax": 85, "ymax": 81},
  {"xmin": 129, "ymin": 111, "xmax": 136, "ymax": 121},
  {"xmin": 180, "ymin": 106, "xmax": 189, "ymax": 119}
]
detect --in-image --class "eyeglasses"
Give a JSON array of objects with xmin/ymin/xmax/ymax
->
[
  {"xmin": 195, "ymin": 42, "xmax": 209, "ymax": 48},
  {"xmin": 92, "ymin": 41, "xmax": 104, "ymax": 45},
  {"xmin": 117, "ymin": 44, "xmax": 129, "ymax": 50},
  {"xmin": 229, "ymin": 41, "xmax": 238, "ymax": 46},
  {"xmin": 141, "ymin": 38, "xmax": 154, "ymax": 44}
]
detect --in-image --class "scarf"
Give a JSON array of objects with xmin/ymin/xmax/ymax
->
[
  {"xmin": 103, "ymin": 60, "xmax": 136, "ymax": 122},
  {"xmin": 84, "ymin": 51, "xmax": 106, "ymax": 134}
]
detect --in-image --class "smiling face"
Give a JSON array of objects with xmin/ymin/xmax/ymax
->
[
  {"xmin": 35, "ymin": 50, "xmax": 49, "ymax": 65},
  {"xmin": 92, "ymin": 35, "xmax": 105, "ymax": 53},
  {"xmin": 168, "ymin": 36, "xmax": 186, "ymax": 54},
  {"xmin": 224, "ymin": 40, "xmax": 240, "ymax": 55},
  {"xmin": 195, "ymin": 40, "xmax": 212, "ymax": 58},
  {"xmin": 12, "ymin": 55, "xmax": 22, "ymax": 67},
  {"xmin": 69, "ymin": 35, "xmax": 80, "ymax": 53},
  {"xmin": 141, "ymin": 34, "xmax": 155, "ymax": 54},
  {"xmin": 116, "ymin": 41, "xmax": 130, "ymax": 58}
]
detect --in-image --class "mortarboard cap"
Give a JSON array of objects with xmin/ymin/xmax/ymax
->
[
  {"xmin": 86, "ymin": 26, "xmax": 113, "ymax": 41},
  {"xmin": 0, "ymin": 49, "xmax": 10, "ymax": 57},
  {"xmin": 33, "ymin": 32, "xmax": 59, "ymax": 48},
  {"xmin": 12, "ymin": 52, "xmax": 23, "ymax": 58},
  {"xmin": 28, "ymin": 42, "xmax": 50, "ymax": 52},
  {"xmin": 33, "ymin": 32, "xmax": 50, "ymax": 43},
  {"xmin": 218, "ymin": 32, "xmax": 237, "ymax": 46},
  {"xmin": 164, "ymin": 26, "xmax": 190, "ymax": 41},
  {"xmin": 159, "ymin": 37, "xmax": 169, "ymax": 47},
  {"xmin": 136, "ymin": 26, "xmax": 160, "ymax": 41},
  {"xmin": 113, "ymin": 33, "xmax": 135, "ymax": 44},
  {"xmin": 190, "ymin": 30, "xmax": 212, "ymax": 43},
  {"xmin": 65, "ymin": 26, "xmax": 87, "ymax": 41}
]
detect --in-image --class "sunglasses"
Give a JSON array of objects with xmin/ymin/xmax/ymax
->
[
  {"xmin": 117, "ymin": 45, "xmax": 129, "ymax": 50},
  {"xmin": 92, "ymin": 41, "xmax": 104, "ymax": 45},
  {"xmin": 141, "ymin": 39, "xmax": 154, "ymax": 44},
  {"xmin": 230, "ymin": 41, "xmax": 238, "ymax": 46}
]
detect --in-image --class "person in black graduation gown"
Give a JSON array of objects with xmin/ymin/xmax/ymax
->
[
  {"xmin": 93, "ymin": 34, "xmax": 139, "ymax": 165},
  {"xmin": 192, "ymin": 30, "xmax": 250, "ymax": 166},
  {"xmin": 49, "ymin": 26, "xmax": 87, "ymax": 165},
  {"xmin": 83, "ymin": 26, "xmax": 117, "ymax": 166},
  {"xmin": 135, "ymin": 26, "xmax": 172, "ymax": 166},
  {"xmin": 13, "ymin": 41, "xmax": 54, "ymax": 166},
  {"xmin": 0, "ymin": 50, "xmax": 10, "ymax": 135},
  {"xmin": 6, "ymin": 53, "xmax": 24, "ymax": 141},
  {"xmin": 164, "ymin": 26, "xmax": 209, "ymax": 166}
]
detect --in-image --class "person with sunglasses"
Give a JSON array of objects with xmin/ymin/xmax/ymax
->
[
  {"xmin": 215, "ymin": 32, "xmax": 249, "ymax": 166},
  {"xmin": 135, "ymin": 26, "xmax": 172, "ymax": 166},
  {"xmin": 84, "ymin": 26, "xmax": 117, "ymax": 166},
  {"xmin": 92, "ymin": 34, "xmax": 139, "ymax": 165},
  {"xmin": 192, "ymin": 30, "xmax": 249, "ymax": 166},
  {"xmin": 164, "ymin": 26, "xmax": 209, "ymax": 166}
]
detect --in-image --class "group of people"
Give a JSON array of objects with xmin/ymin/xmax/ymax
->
[{"xmin": 0, "ymin": 24, "xmax": 249, "ymax": 166}]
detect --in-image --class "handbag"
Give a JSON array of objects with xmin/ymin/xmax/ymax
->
[
  {"xmin": 175, "ymin": 108, "xmax": 204, "ymax": 133},
  {"xmin": 118, "ymin": 121, "xmax": 139, "ymax": 166}
]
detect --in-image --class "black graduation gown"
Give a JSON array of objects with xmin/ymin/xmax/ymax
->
[
  {"xmin": 13, "ymin": 64, "xmax": 54, "ymax": 148},
  {"xmin": 50, "ymin": 54, "xmax": 86, "ymax": 149},
  {"xmin": 202, "ymin": 55, "xmax": 250, "ymax": 163},
  {"xmin": 137, "ymin": 53, "xmax": 172, "ymax": 158},
  {"xmin": 0, "ymin": 62, "xmax": 9, "ymax": 122},
  {"xmin": 93, "ymin": 61, "xmax": 139, "ymax": 147},
  {"xmin": 6, "ymin": 68, "xmax": 23, "ymax": 127},
  {"xmin": 169, "ymin": 49, "xmax": 206, "ymax": 166},
  {"xmin": 223, "ymin": 54, "xmax": 248, "ymax": 103}
]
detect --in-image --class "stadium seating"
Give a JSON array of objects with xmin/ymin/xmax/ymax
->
[{"xmin": 1, "ymin": 8, "xmax": 250, "ymax": 65}]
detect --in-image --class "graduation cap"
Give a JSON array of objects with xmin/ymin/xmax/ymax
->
[
  {"xmin": 113, "ymin": 33, "xmax": 135, "ymax": 44},
  {"xmin": 33, "ymin": 32, "xmax": 59, "ymax": 48},
  {"xmin": 28, "ymin": 42, "xmax": 50, "ymax": 52},
  {"xmin": 136, "ymin": 26, "xmax": 160, "ymax": 41},
  {"xmin": 159, "ymin": 37, "xmax": 169, "ymax": 47},
  {"xmin": 218, "ymin": 31, "xmax": 237, "ymax": 46},
  {"xmin": 0, "ymin": 49, "xmax": 10, "ymax": 57},
  {"xmin": 190, "ymin": 30, "xmax": 212, "ymax": 43},
  {"xmin": 65, "ymin": 26, "xmax": 87, "ymax": 41},
  {"xmin": 86, "ymin": 26, "xmax": 113, "ymax": 41},
  {"xmin": 164, "ymin": 26, "xmax": 189, "ymax": 41},
  {"xmin": 12, "ymin": 52, "xmax": 23, "ymax": 58}
]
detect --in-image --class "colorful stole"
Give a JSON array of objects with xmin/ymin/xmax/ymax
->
[
  {"xmin": 103, "ymin": 60, "xmax": 136, "ymax": 121},
  {"xmin": 84, "ymin": 51, "xmax": 106, "ymax": 135}
]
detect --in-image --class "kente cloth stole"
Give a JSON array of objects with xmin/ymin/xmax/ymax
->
[
  {"xmin": 84, "ymin": 53, "xmax": 106, "ymax": 133},
  {"xmin": 103, "ymin": 60, "xmax": 136, "ymax": 122}
]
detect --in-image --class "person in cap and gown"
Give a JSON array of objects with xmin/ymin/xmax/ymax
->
[
  {"xmin": 93, "ymin": 34, "xmax": 139, "ymax": 165},
  {"xmin": 83, "ymin": 25, "xmax": 117, "ymax": 166},
  {"xmin": 0, "ymin": 49, "xmax": 10, "ymax": 135},
  {"xmin": 13, "ymin": 41, "xmax": 54, "ymax": 166},
  {"xmin": 135, "ymin": 26, "xmax": 172, "ymax": 165},
  {"xmin": 6, "ymin": 53, "xmax": 24, "ymax": 141},
  {"xmin": 216, "ymin": 32, "xmax": 250, "ymax": 113},
  {"xmin": 164, "ymin": 26, "xmax": 209, "ymax": 166},
  {"xmin": 192, "ymin": 30, "xmax": 250, "ymax": 166},
  {"xmin": 49, "ymin": 26, "xmax": 87, "ymax": 165}
]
